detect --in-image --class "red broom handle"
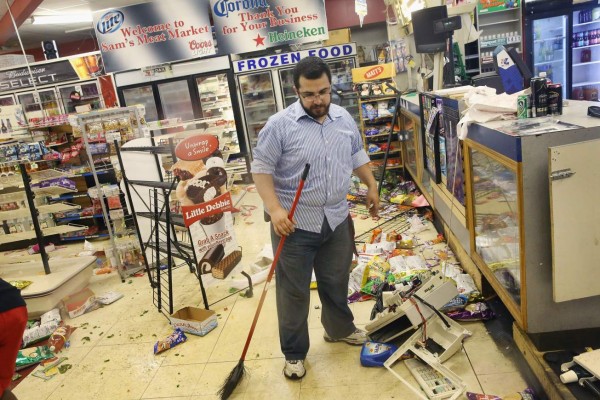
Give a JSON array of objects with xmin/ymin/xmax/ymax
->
[{"xmin": 240, "ymin": 163, "xmax": 310, "ymax": 361}]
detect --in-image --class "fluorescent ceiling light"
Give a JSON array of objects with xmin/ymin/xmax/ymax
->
[{"xmin": 32, "ymin": 14, "xmax": 93, "ymax": 25}]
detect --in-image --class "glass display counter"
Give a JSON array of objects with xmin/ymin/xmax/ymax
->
[{"xmin": 468, "ymin": 146, "xmax": 521, "ymax": 309}]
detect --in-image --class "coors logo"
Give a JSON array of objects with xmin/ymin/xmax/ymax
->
[{"xmin": 364, "ymin": 66, "xmax": 384, "ymax": 80}]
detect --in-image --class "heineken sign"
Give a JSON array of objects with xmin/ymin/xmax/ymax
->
[{"xmin": 211, "ymin": 0, "xmax": 329, "ymax": 54}]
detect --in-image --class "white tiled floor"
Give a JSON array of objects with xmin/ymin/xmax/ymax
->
[{"xmin": 12, "ymin": 188, "xmax": 537, "ymax": 399}]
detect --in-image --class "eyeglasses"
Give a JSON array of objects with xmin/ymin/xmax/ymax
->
[{"xmin": 298, "ymin": 87, "xmax": 332, "ymax": 102}]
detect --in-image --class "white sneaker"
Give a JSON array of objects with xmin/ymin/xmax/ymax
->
[
  {"xmin": 283, "ymin": 359, "xmax": 306, "ymax": 380},
  {"xmin": 324, "ymin": 328, "xmax": 368, "ymax": 345}
]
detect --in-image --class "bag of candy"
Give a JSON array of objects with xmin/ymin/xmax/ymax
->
[
  {"xmin": 15, "ymin": 346, "xmax": 54, "ymax": 370},
  {"xmin": 154, "ymin": 328, "xmax": 187, "ymax": 355}
]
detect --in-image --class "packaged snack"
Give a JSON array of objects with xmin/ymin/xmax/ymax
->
[
  {"xmin": 48, "ymin": 324, "xmax": 74, "ymax": 352},
  {"xmin": 440, "ymin": 294, "xmax": 469, "ymax": 313},
  {"xmin": 40, "ymin": 308, "xmax": 61, "ymax": 326},
  {"xmin": 9, "ymin": 280, "xmax": 33, "ymax": 290},
  {"xmin": 154, "ymin": 328, "xmax": 187, "ymax": 354},
  {"xmin": 447, "ymin": 302, "xmax": 495, "ymax": 322},
  {"xmin": 15, "ymin": 346, "xmax": 54, "ymax": 370},
  {"xmin": 361, "ymin": 103, "xmax": 378, "ymax": 120},
  {"xmin": 22, "ymin": 321, "xmax": 59, "ymax": 347},
  {"xmin": 361, "ymin": 256, "xmax": 390, "ymax": 295},
  {"xmin": 360, "ymin": 341, "xmax": 399, "ymax": 367}
]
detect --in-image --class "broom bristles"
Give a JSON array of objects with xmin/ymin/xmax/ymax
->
[{"xmin": 218, "ymin": 359, "xmax": 246, "ymax": 400}]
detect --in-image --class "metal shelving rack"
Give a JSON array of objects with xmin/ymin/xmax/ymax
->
[{"xmin": 115, "ymin": 119, "xmax": 248, "ymax": 316}]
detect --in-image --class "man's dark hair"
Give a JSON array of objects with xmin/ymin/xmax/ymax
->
[{"xmin": 293, "ymin": 56, "xmax": 331, "ymax": 89}]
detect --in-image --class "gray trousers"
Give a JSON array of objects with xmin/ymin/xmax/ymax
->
[{"xmin": 271, "ymin": 217, "xmax": 356, "ymax": 361}]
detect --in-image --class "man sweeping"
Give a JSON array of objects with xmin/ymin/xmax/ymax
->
[{"xmin": 251, "ymin": 56, "xmax": 380, "ymax": 380}]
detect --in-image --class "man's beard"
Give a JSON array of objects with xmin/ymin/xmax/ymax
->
[{"xmin": 301, "ymin": 101, "xmax": 330, "ymax": 120}]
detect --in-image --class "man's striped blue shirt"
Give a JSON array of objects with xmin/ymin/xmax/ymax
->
[{"xmin": 251, "ymin": 100, "xmax": 370, "ymax": 233}]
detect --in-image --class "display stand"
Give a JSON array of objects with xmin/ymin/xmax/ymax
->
[{"xmin": 116, "ymin": 118, "xmax": 248, "ymax": 315}]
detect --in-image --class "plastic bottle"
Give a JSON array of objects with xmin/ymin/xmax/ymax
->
[{"xmin": 48, "ymin": 324, "xmax": 74, "ymax": 353}]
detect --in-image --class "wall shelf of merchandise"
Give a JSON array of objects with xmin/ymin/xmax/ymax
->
[{"xmin": 477, "ymin": 4, "xmax": 523, "ymax": 74}]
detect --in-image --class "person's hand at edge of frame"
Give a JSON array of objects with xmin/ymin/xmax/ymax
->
[
  {"xmin": 270, "ymin": 205, "xmax": 296, "ymax": 236},
  {"xmin": 366, "ymin": 186, "xmax": 380, "ymax": 218}
]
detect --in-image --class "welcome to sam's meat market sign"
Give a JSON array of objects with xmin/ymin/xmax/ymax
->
[
  {"xmin": 211, "ymin": 0, "xmax": 329, "ymax": 55},
  {"xmin": 93, "ymin": 0, "xmax": 215, "ymax": 72}
]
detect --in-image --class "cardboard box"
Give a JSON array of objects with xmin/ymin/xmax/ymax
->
[
  {"xmin": 323, "ymin": 28, "xmax": 351, "ymax": 46},
  {"xmin": 169, "ymin": 307, "xmax": 217, "ymax": 336},
  {"xmin": 62, "ymin": 287, "xmax": 97, "ymax": 318}
]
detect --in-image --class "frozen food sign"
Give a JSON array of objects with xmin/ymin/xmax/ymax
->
[
  {"xmin": 94, "ymin": 0, "xmax": 215, "ymax": 73},
  {"xmin": 233, "ymin": 43, "xmax": 356, "ymax": 73},
  {"xmin": 212, "ymin": 0, "xmax": 329, "ymax": 54}
]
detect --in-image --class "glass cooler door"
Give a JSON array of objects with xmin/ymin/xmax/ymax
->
[
  {"xmin": 0, "ymin": 94, "xmax": 15, "ymax": 106},
  {"xmin": 157, "ymin": 80, "xmax": 195, "ymax": 122},
  {"xmin": 238, "ymin": 71, "xmax": 277, "ymax": 153},
  {"xmin": 572, "ymin": 9, "xmax": 600, "ymax": 101},
  {"xmin": 17, "ymin": 88, "xmax": 62, "ymax": 121},
  {"xmin": 58, "ymin": 82, "xmax": 102, "ymax": 113},
  {"xmin": 532, "ymin": 15, "xmax": 568, "ymax": 97},
  {"xmin": 121, "ymin": 85, "xmax": 159, "ymax": 122},
  {"xmin": 197, "ymin": 74, "xmax": 235, "ymax": 120},
  {"xmin": 278, "ymin": 68, "xmax": 296, "ymax": 109},
  {"xmin": 327, "ymin": 58, "xmax": 359, "ymax": 125}
]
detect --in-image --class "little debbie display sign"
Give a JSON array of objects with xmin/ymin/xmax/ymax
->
[
  {"xmin": 211, "ymin": 0, "xmax": 329, "ymax": 54},
  {"xmin": 94, "ymin": 0, "xmax": 214, "ymax": 72}
]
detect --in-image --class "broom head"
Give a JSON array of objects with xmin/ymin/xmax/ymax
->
[{"xmin": 218, "ymin": 359, "xmax": 246, "ymax": 399}]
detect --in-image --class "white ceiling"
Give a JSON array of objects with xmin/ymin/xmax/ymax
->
[{"xmin": 1, "ymin": 0, "xmax": 150, "ymax": 51}]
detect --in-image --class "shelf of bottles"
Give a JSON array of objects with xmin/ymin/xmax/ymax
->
[{"xmin": 572, "ymin": 9, "xmax": 600, "ymax": 101}]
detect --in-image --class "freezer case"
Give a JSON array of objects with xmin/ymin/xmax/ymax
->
[
  {"xmin": 532, "ymin": 15, "xmax": 568, "ymax": 98},
  {"xmin": 0, "ymin": 94, "xmax": 15, "ymax": 106},
  {"xmin": 58, "ymin": 81, "xmax": 103, "ymax": 113},
  {"xmin": 120, "ymin": 85, "xmax": 160, "ymax": 123},
  {"xmin": 237, "ymin": 71, "xmax": 277, "ymax": 153},
  {"xmin": 571, "ymin": 8, "xmax": 600, "ymax": 101}
]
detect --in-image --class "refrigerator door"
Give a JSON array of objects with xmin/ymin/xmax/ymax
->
[
  {"xmin": 121, "ymin": 85, "xmax": 159, "ymax": 122},
  {"xmin": 196, "ymin": 73, "xmax": 235, "ymax": 120},
  {"xmin": 572, "ymin": 8, "xmax": 600, "ymax": 101},
  {"xmin": 278, "ymin": 68, "xmax": 296, "ymax": 109},
  {"xmin": 58, "ymin": 81, "xmax": 102, "ymax": 113},
  {"xmin": 327, "ymin": 58, "xmax": 360, "ymax": 125},
  {"xmin": 157, "ymin": 80, "xmax": 195, "ymax": 122},
  {"xmin": 0, "ymin": 95, "xmax": 15, "ymax": 106},
  {"xmin": 16, "ymin": 89, "xmax": 62, "ymax": 121},
  {"xmin": 532, "ymin": 15, "xmax": 568, "ymax": 97},
  {"xmin": 238, "ymin": 71, "xmax": 277, "ymax": 152}
]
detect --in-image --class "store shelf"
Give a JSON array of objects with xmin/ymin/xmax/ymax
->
[
  {"xmin": 359, "ymin": 95, "xmax": 397, "ymax": 101},
  {"xmin": 464, "ymin": 54, "xmax": 479, "ymax": 60},
  {"xmin": 479, "ymin": 18, "xmax": 520, "ymax": 27},
  {"xmin": 534, "ymin": 59, "xmax": 564, "ymax": 66},
  {"xmin": 61, "ymin": 233, "xmax": 110, "ymax": 241},
  {"xmin": 573, "ymin": 43, "xmax": 600, "ymax": 50},
  {"xmin": 363, "ymin": 116, "xmax": 394, "ymax": 123},
  {"xmin": 573, "ymin": 60, "xmax": 600, "ymax": 67},
  {"xmin": 128, "ymin": 180, "xmax": 176, "ymax": 190},
  {"xmin": 480, "ymin": 42, "xmax": 519, "ymax": 49},
  {"xmin": 369, "ymin": 149, "xmax": 401, "ymax": 156},
  {"xmin": 466, "ymin": 68, "xmax": 480, "ymax": 73},
  {"xmin": 32, "ymin": 185, "xmax": 77, "ymax": 196},
  {"xmin": 56, "ymin": 214, "xmax": 104, "ymax": 222},
  {"xmin": 534, "ymin": 36, "xmax": 566, "ymax": 43},
  {"xmin": 244, "ymin": 102, "xmax": 276, "ymax": 109},
  {"xmin": 573, "ymin": 80, "xmax": 600, "ymax": 87},
  {"xmin": 366, "ymin": 132, "xmax": 396, "ymax": 139},
  {"xmin": 30, "ymin": 169, "xmax": 73, "ymax": 184},
  {"xmin": 51, "ymin": 192, "xmax": 90, "ymax": 200},
  {"xmin": 573, "ymin": 20, "xmax": 600, "ymax": 28},
  {"xmin": 46, "ymin": 141, "xmax": 68, "ymax": 147},
  {"xmin": 0, "ymin": 224, "xmax": 84, "ymax": 245},
  {"xmin": 241, "ymin": 88, "xmax": 273, "ymax": 95},
  {"xmin": 38, "ymin": 203, "xmax": 80, "ymax": 215}
]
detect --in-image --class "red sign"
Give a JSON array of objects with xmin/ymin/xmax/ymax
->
[
  {"xmin": 175, "ymin": 134, "xmax": 219, "ymax": 161},
  {"xmin": 364, "ymin": 66, "xmax": 384, "ymax": 80},
  {"xmin": 182, "ymin": 192, "xmax": 233, "ymax": 227}
]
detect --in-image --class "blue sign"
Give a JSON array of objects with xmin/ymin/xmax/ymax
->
[{"xmin": 233, "ymin": 43, "xmax": 357, "ymax": 73}]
